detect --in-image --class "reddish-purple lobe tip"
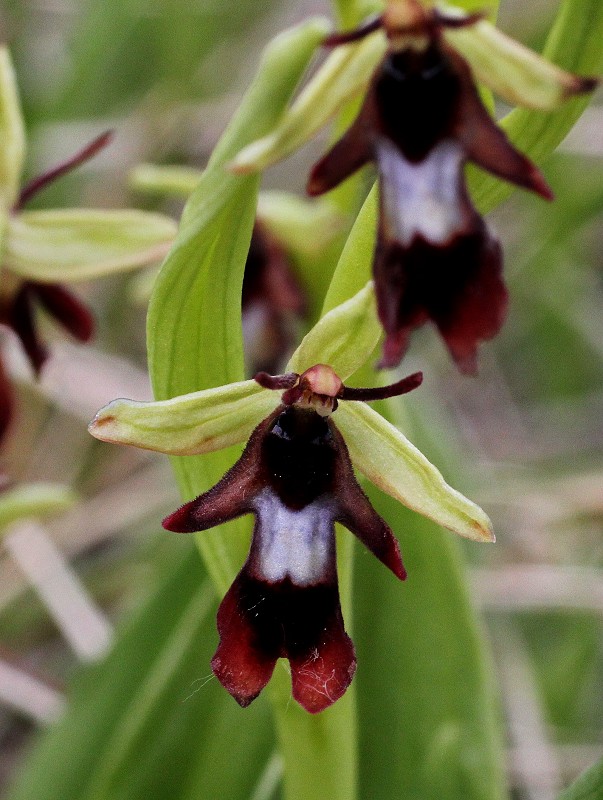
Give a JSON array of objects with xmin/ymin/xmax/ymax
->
[{"xmin": 162, "ymin": 504, "xmax": 197, "ymax": 533}]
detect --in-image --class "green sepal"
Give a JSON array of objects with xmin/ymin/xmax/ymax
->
[
  {"xmin": 4, "ymin": 209, "xmax": 177, "ymax": 282},
  {"xmin": 287, "ymin": 281, "xmax": 380, "ymax": 380},
  {"xmin": 0, "ymin": 46, "xmax": 26, "ymax": 215},
  {"xmin": 335, "ymin": 402, "xmax": 494, "ymax": 542},
  {"xmin": 88, "ymin": 381, "xmax": 276, "ymax": 455},
  {"xmin": 444, "ymin": 14, "xmax": 598, "ymax": 110}
]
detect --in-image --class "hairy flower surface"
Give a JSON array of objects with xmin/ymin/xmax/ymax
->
[
  {"xmin": 89, "ymin": 283, "xmax": 494, "ymax": 712},
  {"xmin": 231, "ymin": 0, "xmax": 597, "ymax": 372}
]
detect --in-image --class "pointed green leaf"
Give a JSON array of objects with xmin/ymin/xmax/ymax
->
[
  {"xmin": 335, "ymin": 402, "xmax": 494, "ymax": 542},
  {"xmin": 445, "ymin": 17, "xmax": 597, "ymax": 110},
  {"xmin": 287, "ymin": 281, "xmax": 380, "ymax": 380},
  {"xmin": 4, "ymin": 210, "xmax": 177, "ymax": 282},
  {"xmin": 0, "ymin": 46, "xmax": 26, "ymax": 213},
  {"xmin": 129, "ymin": 164, "xmax": 203, "ymax": 198},
  {"xmin": 5, "ymin": 544, "xmax": 276, "ymax": 800},
  {"xmin": 89, "ymin": 382, "xmax": 276, "ymax": 456},
  {"xmin": 0, "ymin": 483, "xmax": 76, "ymax": 532},
  {"xmin": 230, "ymin": 31, "xmax": 385, "ymax": 174}
]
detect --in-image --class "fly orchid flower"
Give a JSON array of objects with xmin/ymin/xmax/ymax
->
[
  {"xmin": 0, "ymin": 47, "xmax": 177, "ymax": 444},
  {"xmin": 231, "ymin": 0, "xmax": 598, "ymax": 372},
  {"xmin": 89, "ymin": 282, "xmax": 494, "ymax": 712}
]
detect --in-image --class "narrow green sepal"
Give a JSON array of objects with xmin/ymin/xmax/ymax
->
[
  {"xmin": 4, "ymin": 209, "xmax": 177, "ymax": 282},
  {"xmin": 230, "ymin": 31, "xmax": 385, "ymax": 174},
  {"xmin": 0, "ymin": 46, "xmax": 26, "ymax": 214},
  {"xmin": 89, "ymin": 381, "xmax": 277, "ymax": 455},
  {"xmin": 287, "ymin": 281, "xmax": 381, "ymax": 380},
  {"xmin": 0, "ymin": 483, "xmax": 76, "ymax": 533},
  {"xmin": 444, "ymin": 14, "xmax": 598, "ymax": 110},
  {"xmin": 335, "ymin": 402, "xmax": 495, "ymax": 542}
]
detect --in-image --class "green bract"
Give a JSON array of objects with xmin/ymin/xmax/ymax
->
[
  {"xmin": 286, "ymin": 280, "xmax": 380, "ymax": 378},
  {"xmin": 131, "ymin": 162, "xmax": 344, "ymax": 257},
  {"xmin": 90, "ymin": 284, "xmax": 493, "ymax": 544}
]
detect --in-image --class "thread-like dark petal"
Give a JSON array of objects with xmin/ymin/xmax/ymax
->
[
  {"xmin": 322, "ymin": 15, "xmax": 383, "ymax": 47},
  {"xmin": 17, "ymin": 130, "xmax": 114, "ymax": 209}
]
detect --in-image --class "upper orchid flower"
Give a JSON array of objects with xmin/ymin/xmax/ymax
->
[
  {"xmin": 231, "ymin": 0, "xmax": 597, "ymax": 372},
  {"xmin": 89, "ymin": 283, "xmax": 494, "ymax": 712},
  {"xmin": 0, "ymin": 47, "xmax": 177, "ymax": 445}
]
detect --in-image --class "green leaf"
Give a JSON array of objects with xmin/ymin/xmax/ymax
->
[
  {"xmin": 147, "ymin": 18, "xmax": 356, "ymax": 800},
  {"xmin": 0, "ymin": 46, "xmax": 26, "ymax": 214},
  {"xmin": 0, "ymin": 483, "xmax": 76, "ymax": 532},
  {"xmin": 89, "ymin": 381, "xmax": 276, "ymax": 455},
  {"xmin": 231, "ymin": 31, "xmax": 385, "ymax": 175},
  {"xmin": 355, "ymin": 496, "xmax": 505, "ymax": 800},
  {"xmin": 558, "ymin": 758, "xmax": 603, "ymax": 800},
  {"xmin": 5, "ymin": 210, "xmax": 177, "ymax": 282},
  {"xmin": 287, "ymin": 281, "xmax": 380, "ymax": 380},
  {"xmin": 335, "ymin": 402, "xmax": 494, "ymax": 542},
  {"xmin": 5, "ymin": 543, "xmax": 276, "ymax": 800}
]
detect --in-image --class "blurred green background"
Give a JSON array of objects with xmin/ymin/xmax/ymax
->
[{"xmin": 0, "ymin": 0, "xmax": 602, "ymax": 799}]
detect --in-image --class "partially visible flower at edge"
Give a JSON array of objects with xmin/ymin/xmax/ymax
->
[
  {"xmin": 0, "ymin": 46, "xmax": 177, "ymax": 446},
  {"xmin": 88, "ymin": 283, "xmax": 494, "ymax": 713},
  {"xmin": 231, "ymin": 0, "xmax": 598, "ymax": 373}
]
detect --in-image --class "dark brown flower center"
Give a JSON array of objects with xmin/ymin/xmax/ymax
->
[
  {"xmin": 262, "ymin": 406, "xmax": 336, "ymax": 510},
  {"xmin": 375, "ymin": 43, "xmax": 462, "ymax": 161}
]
